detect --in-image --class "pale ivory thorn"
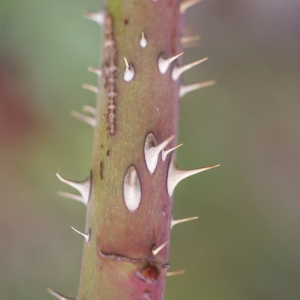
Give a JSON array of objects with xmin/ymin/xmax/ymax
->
[
  {"xmin": 140, "ymin": 32, "xmax": 148, "ymax": 48},
  {"xmin": 167, "ymin": 270, "xmax": 185, "ymax": 277},
  {"xmin": 179, "ymin": 80, "xmax": 216, "ymax": 98},
  {"xmin": 180, "ymin": 35, "xmax": 200, "ymax": 45},
  {"xmin": 162, "ymin": 143, "xmax": 183, "ymax": 162},
  {"xmin": 71, "ymin": 226, "xmax": 90, "ymax": 242},
  {"xmin": 58, "ymin": 191, "xmax": 87, "ymax": 206},
  {"xmin": 158, "ymin": 52, "xmax": 184, "ymax": 74},
  {"xmin": 56, "ymin": 171, "xmax": 91, "ymax": 203},
  {"xmin": 172, "ymin": 57, "xmax": 208, "ymax": 81},
  {"xmin": 71, "ymin": 110, "xmax": 96, "ymax": 127},
  {"xmin": 47, "ymin": 288, "xmax": 75, "ymax": 300},
  {"xmin": 152, "ymin": 241, "xmax": 169, "ymax": 256},
  {"xmin": 88, "ymin": 66, "xmax": 102, "ymax": 77},
  {"xmin": 123, "ymin": 166, "xmax": 141, "ymax": 211},
  {"xmin": 167, "ymin": 154, "xmax": 220, "ymax": 196},
  {"xmin": 82, "ymin": 105, "xmax": 96, "ymax": 116},
  {"xmin": 82, "ymin": 10, "xmax": 105, "ymax": 25},
  {"xmin": 180, "ymin": 35, "xmax": 200, "ymax": 48},
  {"xmin": 180, "ymin": 0, "xmax": 203, "ymax": 14},
  {"xmin": 171, "ymin": 216, "xmax": 199, "ymax": 230},
  {"xmin": 82, "ymin": 83, "xmax": 99, "ymax": 94},
  {"xmin": 123, "ymin": 57, "xmax": 135, "ymax": 82},
  {"xmin": 144, "ymin": 134, "xmax": 175, "ymax": 173}
]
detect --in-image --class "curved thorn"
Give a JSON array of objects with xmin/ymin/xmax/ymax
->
[
  {"xmin": 171, "ymin": 216, "xmax": 199, "ymax": 230},
  {"xmin": 88, "ymin": 66, "xmax": 102, "ymax": 77},
  {"xmin": 58, "ymin": 191, "xmax": 87, "ymax": 205},
  {"xmin": 71, "ymin": 110, "xmax": 96, "ymax": 127},
  {"xmin": 152, "ymin": 241, "xmax": 169, "ymax": 256},
  {"xmin": 71, "ymin": 226, "xmax": 90, "ymax": 242},
  {"xmin": 167, "ymin": 270, "xmax": 185, "ymax": 277},
  {"xmin": 162, "ymin": 143, "xmax": 183, "ymax": 162},
  {"xmin": 82, "ymin": 105, "xmax": 96, "ymax": 116},
  {"xmin": 56, "ymin": 172, "xmax": 91, "ymax": 203},
  {"xmin": 140, "ymin": 32, "xmax": 148, "ymax": 48},
  {"xmin": 179, "ymin": 80, "xmax": 216, "ymax": 98},
  {"xmin": 158, "ymin": 52, "xmax": 184, "ymax": 74},
  {"xmin": 167, "ymin": 154, "xmax": 220, "ymax": 196},
  {"xmin": 180, "ymin": 0, "xmax": 202, "ymax": 14},
  {"xmin": 123, "ymin": 57, "xmax": 135, "ymax": 82},
  {"xmin": 172, "ymin": 57, "xmax": 208, "ymax": 81},
  {"xmin": 82, "ymin": 83, "xmax": 99, "ymax": 94},
  {"xmin": 83, "ymin": 10, "xmax": 105, "ymax": 25},
  {"xmin": 144, "ymin": 134, "xmax": 175, "ymax": 173},
  {"xmin": 47, "ymin": 288, "xmax": 75, "ymax": 300}
]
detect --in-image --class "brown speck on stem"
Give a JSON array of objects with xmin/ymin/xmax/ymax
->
[{"xmin": 99, "ymin": 161, "xmax": 104, "ymax": 180}]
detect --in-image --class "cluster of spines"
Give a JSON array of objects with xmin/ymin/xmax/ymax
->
[{"xmin": 49, "ymin": 0, "xmax": 218, "ymax": 299}]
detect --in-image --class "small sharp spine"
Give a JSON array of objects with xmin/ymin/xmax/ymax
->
[
  {"xmin": 158, "ymin": 52, "xmax": 184, "ymax": 74},
  {"xmin": 180, "ymin": 0, "xmax": 202, "ymax": 14},
  {"xmin": 180, "ymin": 35, "xmax": 200, "ymax": 47},
  {"xmin": 171, "ymin": 216, "xmax": 199, "ymax": 229},
  {"xmin": 83, "ymin": 10, "xmax": 105, "ymax": 25},
  {"xmin": 179, "ymin": 80, "xmax": 216, "ymax": 98},
  {"xmin": 58, "ymin": 191, "xmax": 87, "ymax": 206},
  {"xmin": 152, "ymin": 241, "xmax": 168, "ymax": 256},
  {"xmin": 140, "ymin": 32, "xmax": 148, "ymax": 48},
  {"xmin": 47, "ymin": 288, "xmax": 75, "ymax": 300},
  {"xmin": 88, "ymin": 66, "xmax": 102, "ymax": 77},
  {"xmin": 167, "ymin": 154, "xmax": 219, "ymax": 196},
  {"xmin": 167, "ymin": 270, "xmax": 185, "ymax": 277},
  {"xmin": 172, "ymin": 57, "xmax": 208, "ymax": 81},
  {"xmin": 56, "ymin": 172, "xmax": 91, "ymax": 203},
  {"xmin": 82, "ymin": 105, "xmax": 96, "ymax": 116},
  {"xmin": 82, "ymin": 83, "xmax": 99, "ymax": 94},
  {"xmin": 144, "ymin": 134, "xmax": 175, "ymax": 173},
  {"xmin": 71, "ymin": 226, "xmax": 90, "ymax": 243},
  {"xmin": 123, "ymin": 57, "xmax": 135, "ymax": 82},
  {"xmin": 162, "ymin": 143, "xmax": 183, "ymax": 162},
  {"xmin": 71, "ymin": 110, "xmax": 96, "ymax": 127}
]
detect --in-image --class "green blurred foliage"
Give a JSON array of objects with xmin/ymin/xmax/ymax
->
[{"xmin": 0, "ymin": 0, "xmax": 300, "ymax": 299}]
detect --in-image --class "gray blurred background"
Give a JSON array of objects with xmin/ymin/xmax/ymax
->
[{"xmin": 0, "ymin": 0, "xmax": 300, "ymax": 299}]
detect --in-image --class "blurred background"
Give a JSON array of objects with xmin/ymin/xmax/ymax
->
[{"xmin": 0, "ymin": 0, "xmax": 300, "ymax": 299}]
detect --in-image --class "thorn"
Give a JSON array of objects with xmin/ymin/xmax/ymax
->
[
  {"xmin": 152, "ymin": 240, "xmax": 168, "ymax": 256},
  {"xmin": 71, "ymin": 110, "xmax": 96, "ymax": 127},
  {"xmin": 58, "ymin": 191, "xmax": 87, "ymax": 205},
  {"xmin": 171, "ymin": 216, "xmax": 198, "ymax": 229},
  {"xmin": 162, "ymin": 143, "xmax": 183, "ymax": 162},
  {"xmin": 172, "ymin": 57, "xmax": 208, "ymax": 81},
  {"xmin": 180, "ymin": 35, "xmax": 200, "ymax": 45},
  {"xmin": 158, "ymin": 52, "xmax": 184, "ymax": 74},
  {"xmin": 144, "ymin": 134, "xmax": 175, "ymax": 173},
  {"xmin": 83, "ymin": 10, "xmax": 105, "ymax": 25},
  {"xmin": 180, "ymin": 35, "xmax": 200, "ymax": 48},
  {"xmin": 179, "ymin": 80, "xmax": 216, "ymax": 97},
  {"xmin": 123, "ymin": 57, "xmax": 135, "ymax": 82},
  {"xmin": 123, "ymin": 166, "xmax": 141, "ymax": 211},
  {"xmin": 82, "ymin": 105, "xmax": 96, "ymax": 116},
  {"xmin": 167, "ymin": 270, "xmax": 185, "ymax": 277},
  {"xmin": 47, "ymin": 288, "xmax": 75, "ymax": 300},
  {"xmin": 88, "ymin": 66, "xmax": 102, "ymax": 76},
  {"xmin": 167, "ymin": 154, "xmax": 220, "ymax": 196},
  {"xmin": 180, "ymin": 0, "xmax": 202, "ymax": 14},
  {"xmin": 71, "ymin": 226, "xmax": 90, "ymax": 242},
  {"xmin": 82, "ymin": 83, "xmax": 99, "ymax": 94},
  {"xmin": 140, "ymin": 32, "xmax": 148, "ymax": 48},
  {"xmin": 56, "ymin": 172, "xmax": 91, "ymax": 203}
]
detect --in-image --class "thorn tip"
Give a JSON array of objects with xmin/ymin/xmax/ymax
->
[{"xmin": 152, "ymin": 241, "xmax": 169, "ymax": 256}]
